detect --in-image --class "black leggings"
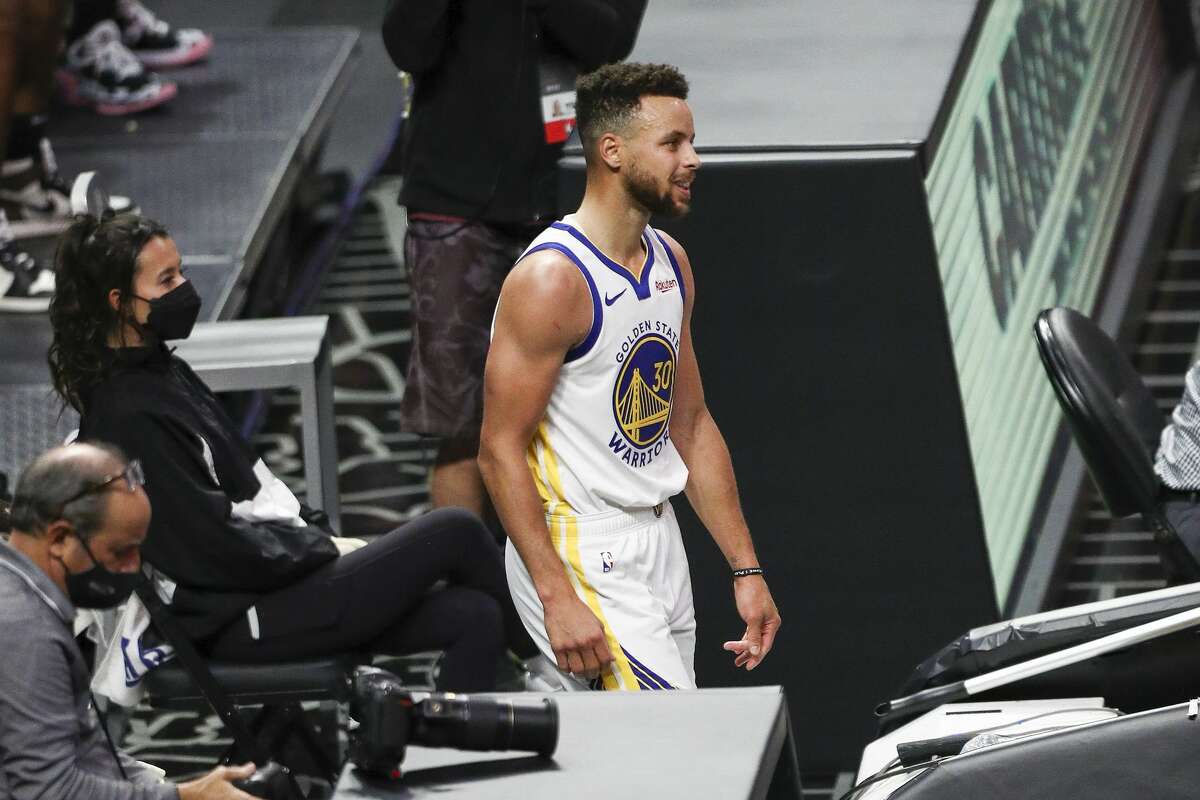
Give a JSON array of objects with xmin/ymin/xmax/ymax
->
[
  {"xmin": 68, "ymin": 0, "xmax": 116, "ymax": 41},
  {"xmin": 205, "ymin": 508, "xmax": 536, "ymax": 692}
]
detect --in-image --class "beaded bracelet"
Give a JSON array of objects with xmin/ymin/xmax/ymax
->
[{"xmin": 732, "ymin": 567, "xmax": 764, "ymax": 579}]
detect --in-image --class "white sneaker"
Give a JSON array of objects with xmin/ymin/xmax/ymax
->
[
  {"xmin": 58, "ymin": 20, "xmax": 177, "ymax": 116},
  {"xmin": 117, "ymin": 0, "xmax": 214, "ymax": 69}
]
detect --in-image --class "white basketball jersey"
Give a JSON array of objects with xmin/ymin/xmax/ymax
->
[{"xmin": 509, "ymin": 214, "xmax": 690, "ymax": 515}]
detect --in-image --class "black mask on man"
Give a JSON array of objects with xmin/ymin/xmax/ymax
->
[
  {"xmin": 137, "ymin": 280, "xmax": 202, "ymax": 341},
  {"xmin": 60, "ymin": 533, "xmax": 139, "ymax": 609}
]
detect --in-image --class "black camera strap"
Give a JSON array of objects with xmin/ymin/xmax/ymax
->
[{"xmin": 133, "ymin": 578, "xmax": 267, "ymax": 764}]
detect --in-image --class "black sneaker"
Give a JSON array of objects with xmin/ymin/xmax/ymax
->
[
  {"xmin": 57, "ymin": 20, "xmax": 177, "ymax": 116},
  {"xmin": 0, "ymin": 156, "xmax": 70, "ymax": 239},
  {"xmin": 117, "ymin": 0, "xmax": 213, "ymax": 69},
  {"xmin": 0, "ymin": 212, "xmax": 55, "ymax": 313},
  {"xmin": 0, "ymin": 140, "xmax": 136, "ymax": 238}
]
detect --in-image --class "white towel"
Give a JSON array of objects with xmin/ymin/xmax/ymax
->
[{"xmin": 76, "ymin": 574, "xmax": 177, "ymax": 708}]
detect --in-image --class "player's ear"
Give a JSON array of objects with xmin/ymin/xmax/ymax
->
[{"xmin": 598, "ymin": 132, "xmax": 623, "ymax": 170}]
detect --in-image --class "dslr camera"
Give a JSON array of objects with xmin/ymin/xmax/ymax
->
[
  {"xmin": 231, "ymin": 761, "xmax": 301, "ymax": 799},
  {"xmin": 347, "ymin": 666, "xmax": 559, "ymax": 778}
]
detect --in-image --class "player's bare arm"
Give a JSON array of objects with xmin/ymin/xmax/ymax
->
[
  {"xmin": 478, "ymin": 250, "xmax": 615, "ymax": 678},
  {"xmin": 659, "ymin": 231, "xmax": 782, "ymax": 671}
]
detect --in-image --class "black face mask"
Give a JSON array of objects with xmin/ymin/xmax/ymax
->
[
  {"xmin": 137, "ymin": 280, "xmax": 202, "ymax": 341},
  {"xmin": 60, "ymin": 533, "xmax": 139, "ymax": 610}
]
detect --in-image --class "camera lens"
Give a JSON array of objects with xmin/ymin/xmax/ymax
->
[
  {"xmin": 414, "ymin": 695, "xmax": 559, "ymax": 757},
  {"xmin": 502, "ymin": 697, "xmax": 558, "ymax": 755}
]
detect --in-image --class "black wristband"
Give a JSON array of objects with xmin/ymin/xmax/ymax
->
[{"xmin": 732, "ymin": 567, "xmax": 764, "ymax": 579}]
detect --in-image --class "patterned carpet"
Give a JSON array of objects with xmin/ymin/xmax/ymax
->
[{"xmin": 257, "ymin": 178, "xmax": 437, "ymax": 536}]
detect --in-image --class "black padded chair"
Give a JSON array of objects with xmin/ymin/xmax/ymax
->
[
  {"xmin": 1033, "ymin": 306, "xmax": 1200, "ymax": 582},
  {"xmin": 134, "ymin": 582, "xmax": 359, "ymax": 787}
]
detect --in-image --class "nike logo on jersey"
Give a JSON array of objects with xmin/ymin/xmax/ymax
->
[{"xmin": 604, "ymin": 288, "xmax": 627, "ymax": 306}]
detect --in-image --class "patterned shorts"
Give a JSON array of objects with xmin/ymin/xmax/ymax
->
[{"xmin": 399, "ymin": 218, "xmax": 540, "ymax": 441}]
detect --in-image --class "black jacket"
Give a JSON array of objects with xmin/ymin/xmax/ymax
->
[
  {"xmin": 78, "ymin": 344, "xmax": 338, "ymax": 641},
  {"xmin": 382, "ymin": 0, "xmax": 645, "ymax": 223}
]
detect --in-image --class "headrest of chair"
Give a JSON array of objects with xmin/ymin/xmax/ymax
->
[
  {"xmin": 1034, "ymin": 307, "xmax": 1165, "ymax": 516},
  {"xmin": 144, "ymin": 654, "xmax": 358, "ymax": 705}
]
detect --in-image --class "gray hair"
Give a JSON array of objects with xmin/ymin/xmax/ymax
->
[{"xmin": 7, "ymin": 442, "xmax": 128, "ymax": 541}]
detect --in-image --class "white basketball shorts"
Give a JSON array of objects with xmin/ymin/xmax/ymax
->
[{"xmin": 505, "ymin": 499, "xmax": 697, "ymax": 691}]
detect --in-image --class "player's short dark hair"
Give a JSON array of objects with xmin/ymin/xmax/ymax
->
[{"xmin": 576, "ymin": 62, "xmax": 689, "ymax": 153}]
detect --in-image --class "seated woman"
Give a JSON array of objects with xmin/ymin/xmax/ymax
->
[{"xmin": 47, "ymin": 213, "xmax": 542, "ymax": 691}]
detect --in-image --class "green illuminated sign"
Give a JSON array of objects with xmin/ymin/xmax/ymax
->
[{"xmin": 926, "ymin": 0, "xmax": 1167, "ymax": 601}]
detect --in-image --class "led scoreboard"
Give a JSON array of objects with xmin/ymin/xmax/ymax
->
[{"xmin": 925, "ymin": 0, "xmax": 1168, "ymax": 599}]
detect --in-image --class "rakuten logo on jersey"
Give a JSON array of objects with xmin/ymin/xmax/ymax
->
[{"xmin": 655, "ymin": 278, "xmax": 677, "ymax": 293}]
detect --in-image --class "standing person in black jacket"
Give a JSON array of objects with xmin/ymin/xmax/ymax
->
[
  {"xmin": 381, "ymin": 0, "xmax": 646, "ymax": 519},
  {"xmin": 46, "ymin": 213, "xmax": 548, "ymax": 692}
]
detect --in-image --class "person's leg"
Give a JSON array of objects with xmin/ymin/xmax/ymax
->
[
  {"xmin": 505, "ymin": 510, "xmax": 694, "ymax": 692},
  {"xmin": 661, "ymin": 504, "xmax": 698, "ymax": 688},
  {"xmin": 430, "ymin": 437, "xmax": 487, "ymax": 516},
  {"xmin": 504, "ymin": 537, "xmax": 592, "ymax": 692},
  {"xmin": 67, "ymin": 0, "xmax": 116, "ymax": 42},
  {"xmin": 2, "ymin": 0, "xmax": 66, "ymax": 234},
  {"xmin": 3, "ymin": 0, "xmax": 135, "ymax": 239},
  {"xmin": 0, "ymin": 0, "xmax": 21, "ymax": 161},
  {"xmin": 11, "ymin": 0, "xmax": 65, "ymax": 120},
  {"xmin": 590, "ymin": 517, "xmax": 695, "ymax": 690},
  {"xmin": 207, "ymin": 507, "xmax": 535, "ymax": 664},
  {"xmin": 399, "ymin": 219, "xmax": 525, "ymax": 517},
  {"xmin": 1162, "ymin": 499, "xmax": 1200, "ymax": 567},
  {"xmin": 370, "ymin": 586, "xmax": 505, "ymax": 691},
  {"xmin": 0, "ymin": 0, "xmax": 56, "ymax": 314}
]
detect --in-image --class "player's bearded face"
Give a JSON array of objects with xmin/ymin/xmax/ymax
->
[
  {"xmin": 619, "ymin": 96, "xmax": 698, "ymax": 218},
  {"xmin": 623, "ymin": 157, "xmax": 685, "ymax": 217},
  {"xmin": 628, "ymin": 153, "xmax": 696, "ymax": 219}
]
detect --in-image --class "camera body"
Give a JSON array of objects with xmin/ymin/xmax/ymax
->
[
  {"xmin": 232, "ymin": 761, "xmax": 300, "ymax": 799},
  {"xmin": 347, "ymin": 666, "xmax": 558, "ymax": 779}
]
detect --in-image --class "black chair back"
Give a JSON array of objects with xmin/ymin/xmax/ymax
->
[
  {"xmin": 1033, "ymin": 307, "xmax": 1163, "ymax": 516},
  {"xmin": 1033, "ymin": 307, "xmax": 1200, "ymax": 580}
]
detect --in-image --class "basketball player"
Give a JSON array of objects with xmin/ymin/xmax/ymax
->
[{"xmin": 479, "ymin": 62, "xmax": 780, "ymax": 690}]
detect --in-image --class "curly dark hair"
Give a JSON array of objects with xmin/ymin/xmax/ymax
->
[
  {"xmin": 575, "ymin": 62, "xmax": 689, "ymax": 152},
  {"xmin": 47, "ymin": 213, "xmax": 169, "ymax": 413}
]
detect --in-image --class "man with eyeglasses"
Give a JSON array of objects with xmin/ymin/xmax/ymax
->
[{"xmin": 0, "ymin": 443, "xmax": 258, "ymax": 799}]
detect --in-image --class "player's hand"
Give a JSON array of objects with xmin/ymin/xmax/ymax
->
[
  {"xmin": 723, "ymin": 575, "xmax": 780, "ymax": 671},
  {"xmin": 544, "ymin": 594, "xmax": 613, "ymax": 680},
  {"xmin": 177, "ymin": 763, "xmax": 257, "ymax": 800}
]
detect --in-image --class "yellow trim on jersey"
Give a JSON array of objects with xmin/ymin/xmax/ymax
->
[
  {"xmin": 525, "ymin": 441, "xmax": 553, "ymax": 511},
  {"xmin": 539, "ymin": 423, "xmax": 639, "ymax": 691},
  {"xmin": 536, "ymin": 422, "xmax": 571, "ymax": 515}
]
